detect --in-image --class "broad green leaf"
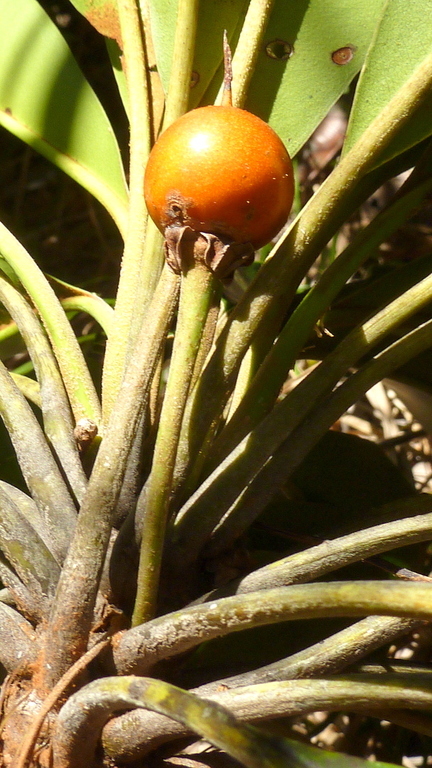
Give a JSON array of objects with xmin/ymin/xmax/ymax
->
[
  {"xmin": 146, "ymin": 0, "xmax": 249, "ymax": 108},
  {"xmin": 344, "ymin": 0, "xmax": 432, "ymax": 164},
  {"xmin": 0, "ymin": 0, "xmax": 128, "ymax": 235},
  {"xmin": 244, "ymin": 0, "xmax": 386, "ymax": 158}
]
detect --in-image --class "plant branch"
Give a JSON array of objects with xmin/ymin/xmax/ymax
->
[
  {"xmin": 54, "ymin": 675, "xmax": 319, "ymax": 768},
  {"xmin": 61, "ymin": 295, "xmax": 114, "ymax": 338},
  {"xmin": 170, "ymin": 273, "xmax": 432, "ymax": 567},
  {"xmin": 133, "ymin": 252, "xmax": 215, "ymax": 625},
  {"xmin": 162, "ymin": 0, "xmax": 200, "ymax": 130},
  {"xmin": 210, "ymin": 316, "xmax": 432, "ymax": 556},
  {"xmin": 230, "ymin": 496, "xmax": 432, "ymax": 594},
  {"xmin": 102, "ymin": 670, "xmax": 432, "ymax": 761}
]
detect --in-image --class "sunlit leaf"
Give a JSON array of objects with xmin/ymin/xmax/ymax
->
[
  {"xmin": 0, "ymin": 0, "xmax": 128, "ymax": 234},
  {"xmin": 244, "ymin": 0, "xmax": 386, "ymax": 157},
  {"xmin": 344, "ymin": 0, "xmax": 432, "ymax": 163}
]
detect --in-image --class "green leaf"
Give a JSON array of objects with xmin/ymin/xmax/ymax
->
[
  {"xmin": 245, "ymin": 0, "xmax": 386, "ymax": 157},
  {"xmin": 344, "ymin": 0, "xmax": 432, "ymax": 163},
  {"xmin": 0, "ymin": 0, "xmax": 128, "ymax": 235}
]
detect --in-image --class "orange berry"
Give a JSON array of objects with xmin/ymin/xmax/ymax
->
[{"xmin": 144, "ymin": 105, "xmax": 294, "ymax": 250}]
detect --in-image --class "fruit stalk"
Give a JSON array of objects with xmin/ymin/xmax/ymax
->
[{"xmin": 132, "ymin": 235, "xmax": 217, "ymax": 625}]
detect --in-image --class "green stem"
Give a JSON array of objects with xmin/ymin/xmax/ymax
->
[
  {"xmin": 203, "ymin": 615, "xmax": 419, "ymax": 689},
  {"xmin": 44, "ymin": 265, "xmax": 179, "ymax": 686},
  {"xmin": 208, "ymin": 174, "xmax": 432, "ymax": 472},
  {"xmin": 132, "ymin": 259, "xmax": 216, "ymax": 625},
  {"xmin": 116, "ymin": 580, "xmax": 432, "ymax": 675},
  {"xmin": 0, "ymin": 221, "xmax": 100, "ymax": 425},
  {"xmin": 0, "ymin": 276, "xmax": 87, "ymax": 504},
  {"xmin": 216, "ymin": 0, "xmax": 275, "ymax": 108},
  {"xmin": 102, "ymin": 0, "xmax": 151, "ymax": 422},
  {"xmin": 180, "ymin": 49, "xmax": 432, "ymax": 489},
  {"xmin": 10, "ymin": 373, "xmax": 41, "ymax": 407},
  {"xmin": 162, "ymin": 0, "xmax": 200, "ymax": 130},
  {"xmin": 61, "ymin": 296, "xmax": 114, "ymax": 338},
  {"xmin": 237, "ymin": 495, "xmax": 432, "ymax": 594},
  {"xmin": 55, "ymin": 675, "xmax": 302, "ymax": 768},
  {"xmin": 0, "ymin": 361, "xmax": 77, "ymax": 562},
  {"xmin": 171, "ymin": 273, "xmax": 432, "ymax": 565},
  {"xmin": 210, "ymin": 316, "xmax": 432, "ymax": 556}
]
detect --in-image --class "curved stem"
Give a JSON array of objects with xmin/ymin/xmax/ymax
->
[
  {"xmin": 198, "ymin": 615, "xmax": 420, "ymax": 691},
  {"xmin": 132, "ymin": 257, "xmax": 216, "ymax": 625},
  {"xmin": 233, "ymin": 496, "xmax": 432, "ymax": 595},
  {"xmin": 171, "ymin": 275, "xmax": 432, "ymax": 565},
  {"xmin": 102, "ymin": 0, "xmax": 151, "ymax": 422},
  {"xmin": 0, "ymin": 221, "xmax": 100, "ymax": 425},
  {"xmin": 0, "ymin": 276, "xmax": 87, "ymax": 504},
  {"xmin": 114, "ymin": 580, "xmax": 432, "ymax": 676},
  {"xmin": 103, "ymin": 670, "xmax": 432, "ymax": 761},
  {"xmin": 61, "ymin": 295, "xmax": 114, "ymax": 338},
  {"xmin": 54, "ymin": 674, "xmax": 321, "ymax": 768}
]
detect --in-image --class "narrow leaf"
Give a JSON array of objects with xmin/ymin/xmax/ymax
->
[{"xmin": 0, "ymin": 0, "xmax": 128, "ymax": 233}]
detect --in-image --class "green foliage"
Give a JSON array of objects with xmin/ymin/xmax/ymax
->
[
  {"xmin": 0, "ymin": 0, "xmax": 128, "ymax": 233},
  {"xmin": 345, "ymin": 0, "xmax": 432, "ymax": 163}
]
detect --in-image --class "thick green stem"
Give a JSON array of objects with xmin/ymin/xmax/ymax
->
[
  {"xmin": 0, "ymin": 221, "xmax": 100, "ymax": 425},
  {"xmin": 210, "ymin": 317, "xmax": 432, "ymax": 556},
  {"xmin": 209, "ymin": 173, "xmax": 432, "ymax": 472},
  {"xmin": 102, "ymin": 0, "xmax": 151, "ymax": 422},
  {"xmin": 216, "ymin": 0, "xmax": 275, "ymax": 108},
  {"xmin": 132, "ymin": 258, "xmax": 216, "ymax": 625},
  {"xmin": 44, "ymin": 266, "xmax": 179, "ymax": 686},
  {"xmin": 116, "ymin": 580, "xmax": 432, "ymax": 676},
  {"xmin": 171, "ymin": 273, "xmax": 432, "ymax": 565},
  {"xmin": 162, "ymin": 0, "xmax": 200, "ymax": 130}
]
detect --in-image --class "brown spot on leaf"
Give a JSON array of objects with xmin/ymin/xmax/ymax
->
[{"xmin": 331, "ymin": 45, "xmax": 357, "ymax": 65}]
